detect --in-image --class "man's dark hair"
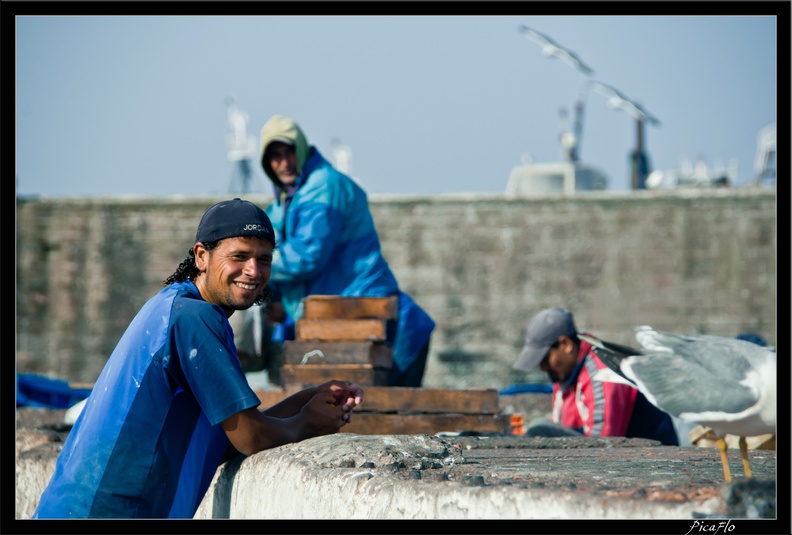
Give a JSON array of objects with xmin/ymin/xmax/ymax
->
[{"xmin": 163, "ymin": 240, "xmax": 271, "ymax": 306}]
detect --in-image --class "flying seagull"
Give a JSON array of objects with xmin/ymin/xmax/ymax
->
[
  {"xmin": 518, "ymin": 24, "xmax": 595, "ymax": 76},
  {"xmin": 588, "ymin": 80, "xmax": 661, "ymax": 126},
  {"xmin": 581, "ymin": 327, "xmax": 776, "ymax": 482}
]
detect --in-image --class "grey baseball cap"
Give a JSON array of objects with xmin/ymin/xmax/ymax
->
[{"xmin": 513, "ymin": 307, "xmax": 577, "ymax": 371}]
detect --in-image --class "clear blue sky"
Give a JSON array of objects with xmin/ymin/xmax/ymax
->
[{"xmin": 15, "ymin": 11, "xmax": 780, "ymax": 197}]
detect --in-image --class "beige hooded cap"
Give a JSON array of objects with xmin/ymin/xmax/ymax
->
[{"xmin": 260, "ymin": 115, "xmax": 311, "ymax": 187}]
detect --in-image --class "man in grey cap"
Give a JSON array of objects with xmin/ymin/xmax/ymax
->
[{"xmin": 513, "ymin": 307, "xmax": 678, "ymax": 444}]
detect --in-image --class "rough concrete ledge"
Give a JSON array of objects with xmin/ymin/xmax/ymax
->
[
  {"xmin": 194, "ymin": 434, "xmax": 731, "ymax": 520},
  {"xmin": 16, "ymin": 410, "xmax": 778, "ymax": 522}
]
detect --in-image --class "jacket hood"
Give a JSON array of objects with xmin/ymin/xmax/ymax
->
[{"xmin": 260, "ymin": 115, "xmax": 310, "ymax": 188}]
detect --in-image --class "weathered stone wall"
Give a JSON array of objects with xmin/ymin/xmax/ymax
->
[{"xmin": 15, "ymin": 189, "xmax": 777, "ymax": 389}]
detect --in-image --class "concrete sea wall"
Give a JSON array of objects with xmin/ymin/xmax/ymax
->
[
  {"xmin": 15, "ymin": 189, "xmax": 777, "ymax": 388},
  {"xmin": 20, "ymin": 430, "xmax": 750, "ymax": 521}
]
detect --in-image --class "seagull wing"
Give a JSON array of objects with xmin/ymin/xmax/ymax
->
[
  {"xmin": 578, "ymin": 332, "xmax": 641, "ymax": 385},
  {"xmin": 621, "ymin": 353, "xmax": 760, "ymax": 421},
  {"xmin": 636, "ymin": 327, "xmax": 771, "ymax": 383},
  {"xmin": 554, "ymin": 48, "xmax": 595, "ymax": 76},
  {"xmin": 628, "ymin": 325, "xmax": 775, "ymax": 481},
  {"xmin": 518, "ymin": 25, "xmax": 556, "ymax": 47},
  {"xmin": 630, "ymin": 326, "xmax": 776, "ymax": 436},
  {"xmin": 589, "ymin": 80, "xmax": 628, "ymax": 101},
  {"xmin": 589, "ymin": 83, "xmax": 660, "ymax": 125},
  {"xmin": 631, "ymin": 102, "xmax": 662, "ymax": 126},
  {"xmin": 519, "ymin": 25, "xmax": 595, "ymax": 76},
  {"xmin": 612, "ymin": 100, "xmax": 648, "ymax": 121},
  {"xmin": 591, "ymin": 366, "xmax": 636, "ymax": 387}
]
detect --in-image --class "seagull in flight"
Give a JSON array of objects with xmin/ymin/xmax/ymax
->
[
  {"xmin": 588, "ymin": 80, "xmax": 661, "ymax": 126},
  {"xmin": 582, "ymin": 326, "xmax": 776, "ymax": 482},
  {"xmin": 518, "ymin": 25, "xmax": 595, "ymax": 76}
]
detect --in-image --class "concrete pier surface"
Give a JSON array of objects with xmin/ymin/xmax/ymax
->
[
  {"xmin": 15, "ymin": 407, "xmax": 783, "ymax": 531},
  {"xmin": 192, "ymin": 434, "xmax": 778, "ymax": 520}
]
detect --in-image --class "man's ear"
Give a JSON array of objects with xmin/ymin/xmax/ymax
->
[
  {"xmin": 558, "ymin": 335, "xmax": 575, "ymax": 352},
  {"xmin": 193, "ymin": 243, "xmax": 209, "ymax": 272}
]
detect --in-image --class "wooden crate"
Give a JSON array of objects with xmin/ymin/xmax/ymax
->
[
  {"xmin": 280, "ymin": 363, "xmax": 390, "ymax": 387},
  {"xmin": 343, "ymin": 412, "xmax": 506, "ymax": 435},
  {"xmin": 284, "ymin": 340, "xmax": 392, "ymax": 368},
  {"xmin": 252, "ymin": 386, "xmax": 507, "ymax": 435},
  {"xmin": 353, "ymin": 386, "xmax": 507, "ymax": 435},
  {"xmin": 295, "ymin": 318, "xmax": 387, "ymax": 342},
  {"xmin": 302, "ymin": 295, "xmax": 398, "ymax": 320},
  {"xmin": 360, "ymin": 387, "xmax": 501, "ymax": 414}
]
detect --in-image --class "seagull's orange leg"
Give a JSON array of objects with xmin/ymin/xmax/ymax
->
[
  {"xmin": 739, "ymin": 436, "xmax": 752, "ymax": 478},
  {"xmin": 717, "ymin": 437, "xmax": 732, "ymax": 482}
]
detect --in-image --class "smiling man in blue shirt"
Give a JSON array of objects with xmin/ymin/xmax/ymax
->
[{"xmin": 33, "ymin": 198, "xmax": 363, "ymax": 519}]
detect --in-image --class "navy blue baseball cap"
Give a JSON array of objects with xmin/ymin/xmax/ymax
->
[{"xmin": 195, "ymin": 198, "xmax": 275, "ymax": 246}]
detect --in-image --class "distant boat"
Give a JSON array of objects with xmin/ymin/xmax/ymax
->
[
  {"xmin": 645, "ymin": 155, "xmax": 734, "ymax": 189},
  {"xmin": 753, "ymin": 123, "xmax": 776, "ymax": 187},
  {"xmin": 506, "ymin": 159, "xmax": 608, "ymax": 194},
  {"xmin": 646, "ymin": 123, "xmax": 775, "ymax": 190}
]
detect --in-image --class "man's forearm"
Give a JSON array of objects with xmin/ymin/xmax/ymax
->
[{"xmin": 260, "ymin": 386, "xmax": 316, "ymax": 418}]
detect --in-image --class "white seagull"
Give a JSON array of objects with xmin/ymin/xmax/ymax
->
[
  {"xmin": 518, "ymin": 25, "xmax": 595, "ymax": 76},
  {"xmin": 588, "ymin": 80, "xmax": 661, "ymax": 126},
  {"xmin": 582, "ymin": 326, "xmax": 776, "ymax": 482}
]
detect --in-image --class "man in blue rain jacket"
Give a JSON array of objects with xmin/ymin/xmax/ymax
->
[{"xmin": 259, "ymin": 114, "xmax": 435, "ymax": 387}]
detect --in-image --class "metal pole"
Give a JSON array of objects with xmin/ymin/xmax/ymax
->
[{"xmin": 631, "ymin": 116, "xmax": 649, "ymax": 190}]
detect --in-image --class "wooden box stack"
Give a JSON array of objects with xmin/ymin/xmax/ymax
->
[
  {"xmin": 341, "ymin": 386, "xmax": 506, "ymax": 435},
  {"xmin": 280, "ymin": 295, "xmax": 397, "ymax": 388},
  {"xmin": 254, "ymin": 385, "xmax": 508, "ymax": 436},
  {"xmin": 255, "ymin": 295, "xmax": 508, "ymax": 435}
]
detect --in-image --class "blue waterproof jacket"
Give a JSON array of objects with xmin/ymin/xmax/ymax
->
[{"xmin": 260, "ymin": 115, "xmax": 434, "ymax": 374}]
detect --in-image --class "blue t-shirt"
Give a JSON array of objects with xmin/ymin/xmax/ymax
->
[{"xmin": 33, "ymin": 281, "xmax": 261, "ymax": 519}]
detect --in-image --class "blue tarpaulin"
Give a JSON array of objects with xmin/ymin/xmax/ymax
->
[
  {"xmin": 16, "ymin": 373, "xmax": 92, "ymax": 409},
  {"xmin": 498, "ymin": 383, "xmax": 553, "ymax": 396}
]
